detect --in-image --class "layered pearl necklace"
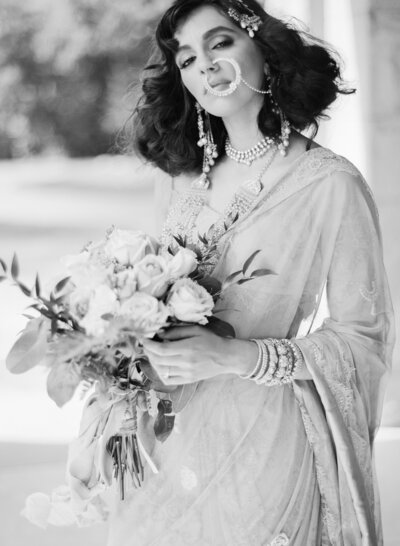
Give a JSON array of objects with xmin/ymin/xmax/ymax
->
[{"xmin": 225, "ymin": 135, "xmax": 275, "ymax": 166}]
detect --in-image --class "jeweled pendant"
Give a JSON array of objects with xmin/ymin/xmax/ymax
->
[{"xmin": 243, "ymin": 178, "xmax": 263, "ymax": 195}]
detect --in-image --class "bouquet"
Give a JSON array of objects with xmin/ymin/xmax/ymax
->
[{"xmin": 2, "ymin": 226, "xmax": 273, "ymax": 527}]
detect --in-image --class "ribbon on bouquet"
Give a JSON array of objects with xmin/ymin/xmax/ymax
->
[{"xmin": 68, "ymin": 387, "xmax": 159, "ymax": 508}]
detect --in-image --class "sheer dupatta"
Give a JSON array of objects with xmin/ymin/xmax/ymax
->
[{"xmin": 195, "ymin": 148, "xmax": 394, "ymax": 545}]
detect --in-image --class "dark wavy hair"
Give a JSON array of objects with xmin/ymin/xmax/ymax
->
[{"xmin": 131, "ymin": 0, "xmax": 354, "ymax": 176}]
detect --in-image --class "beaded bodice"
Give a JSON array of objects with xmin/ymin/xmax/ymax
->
[{"xmin": 160, "ymin": 175, "xmax": 263, "ymax": 273}]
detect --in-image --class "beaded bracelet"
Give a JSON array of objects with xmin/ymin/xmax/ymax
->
[
  {"xmin": 239, "ymin": 339, "xmax": 265, "ymax": 380},
  {"xmin": 239, "ymin": 338, "xmax": 304, "ymax": 386},
  {"xmin": 286, "ymin": 339, "xmax": 304, "ymax": 379}
]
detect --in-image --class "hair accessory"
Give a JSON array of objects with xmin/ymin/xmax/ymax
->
[
  {"xmin": 194, "ymin": 102, "xmax": 218, "ymax": 189},
  {"xmin": 227, "ymin": 1, "xmax": 262, "ymax": 38}
]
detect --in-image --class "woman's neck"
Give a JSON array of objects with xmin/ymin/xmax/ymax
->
[{"xmin": 222, "ymin": 100, "xmax": 265, "ymax": 150}]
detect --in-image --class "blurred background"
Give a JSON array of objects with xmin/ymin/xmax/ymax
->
[{"xmin": 0, "ymin": 0, "xmax": 399, "ymax": 544}]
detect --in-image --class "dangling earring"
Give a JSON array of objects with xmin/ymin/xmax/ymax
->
[
  {"xmin": 265, "ymin": 75, "xmax": 291, "ymax": 156},
  {"xmin": 194, "ymin": 102, "xmax": 218, "ymax": 189}
]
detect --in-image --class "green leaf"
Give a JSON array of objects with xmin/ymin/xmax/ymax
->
[
  {"xmin": 205, "ymin": 316, "xmax": 236, "ymax": 338},
  {"xmin": 55, "ymin": 276, "xmax": 71, "ymax": 293},
  {"xmin": 237, "ymin": 278, "xmax": 252, "ymax": 285},
  {"xmin": 0, "ymin": 258, "xmax": 7, "ymax": 273},
  {"xmin": 6, "ymin": 317, "xmax": 48, "ymax": 374},
  {"xmin": 11, "ymin": 253, "xmax": 19, "ymax": 279},
  {"xmin": 46, "ymin": 362, "xmax": 81, "ymax": 407},
  {"xmin": 250, "ymin": 268, "xmax": 276, "ymax": 277},
  {"xmin": 242, "ymin": 250, "xmax": 261, "ymax": 276}
]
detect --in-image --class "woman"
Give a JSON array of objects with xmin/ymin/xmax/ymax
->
[{"xmin": 108, "ymin": 1, "xmax": 395, "ymax": 544}]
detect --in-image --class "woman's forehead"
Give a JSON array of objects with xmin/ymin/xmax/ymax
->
[{"xmin": 174, "ymin": 5, "xmax": 236, "ymax": 42}]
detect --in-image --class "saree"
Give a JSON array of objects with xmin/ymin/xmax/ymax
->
[{"xmin": 105, "ymin": 147, "xmax": 394, "ymax": 545}]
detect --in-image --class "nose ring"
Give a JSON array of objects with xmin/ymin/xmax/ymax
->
[{"xmin": 204, "ymin": 57, "xmax": 242, "ymax": 97}]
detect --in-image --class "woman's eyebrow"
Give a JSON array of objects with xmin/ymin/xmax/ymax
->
[{"xmin": 176, "ymin": 26, "xmax": 236, "ymax": 53}]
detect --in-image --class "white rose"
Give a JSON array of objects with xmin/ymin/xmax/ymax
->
[
  {"xmin": 80, "ymin": 285, "xmax": 119, "ymax": 337},
  {"xmin": 21, "ymin": 492, "xmax": 52, "ymax": 529},
  {"xmin": 103, "ymin": 229, "xmax": 159, "ymax": 267},
  {"xmin": 135, "ymin": 254, "xmax": 170, "ymax": 298},
  {"xmin": 165, "ymin": 248, "xmax": 198, "ymax": 281},
  {"xmin": 114, "ymin": 269, "xmax": 137, "ymax": 300},
  {"xmin": 21, "ymin": 487, "xmax": 77, "ymax": 529},
  {"xmin": 62, "ymin": 255, "xmax": 111, "ymax": 293},
  {"xmin": 118, "ymin": 292, "xmax": 169, "ymax": 338},
  {"xmin": 167, "ymin": 278, "xmax": 214, "ymax": 325}
]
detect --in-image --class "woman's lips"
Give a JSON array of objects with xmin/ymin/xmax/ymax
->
[{"xmin": 205, "ymin": 80, "xmax": 231, "ymax": 94}]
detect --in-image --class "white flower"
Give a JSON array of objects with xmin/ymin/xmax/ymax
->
[
  {"xmin": 114, "ymin": 269, "xmax": 137, "ymax": 300},
  {"xmin": 167, "ymin": 278, "xmax": 214, "ymax": 325},
  {"xmin": 79, "ymin": 285, "xmax": 119, "ymax": 337},
  {"xmin": 118, "ymin": 292, "xmax": 169, "ymax": 338},
  {"xmin": 135, "ymin": 254, "xmax": 170, "ymax": 298},
  {"xmin": 61, "ymin": 251, "xmax": 111, "ymax": 290},
  {"xmin": 21, "ymin": 487, "xmax": 76, "ymax": 529},
  {"xmin": 165, "ymin": 248, "xmax": 198, "ymax": 281},
  {"xmin": 22, "ymin": 492, "xmax": 52, "ymax": 529},
  {"xmin": 103, "ymin": 229, "xmax": 159, "ymax": 267}
]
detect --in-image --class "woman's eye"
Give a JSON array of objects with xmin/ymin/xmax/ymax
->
[
  {"xmin": 180, "ymin": 56, "xmax": 195, "ymax": 69},
  {"xmin": 213, "ymin": 39, "xmax": 232, "ymax": 49}
]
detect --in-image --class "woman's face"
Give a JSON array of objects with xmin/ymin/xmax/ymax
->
[{"xmin": 174, "ymin": 5, "xmax": 266, "ymax": 118}]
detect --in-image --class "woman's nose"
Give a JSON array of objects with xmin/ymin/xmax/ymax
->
[{"xmin": 198, "ymin": 53, "xmax": 217, "ymax": 74}]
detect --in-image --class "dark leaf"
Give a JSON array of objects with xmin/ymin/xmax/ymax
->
[
  {"xmin": 205, "ymin": 316, "xmax": 236, "ymax": 338},
  {"xmin": 242, "ymin": 250, "xmax": 261, "ymax": 276},
  {"xmin": 51, "ymin": 318, "xmax": 58, "ymax": 336},
  {"xmin": 39, "ymin": 308, "xmax": 55, "ymax": 320},
  {"xmin": 196, "ymin": 275, "xmax": 221, "ymax": 296},
  {"xmin": 223, "ymin": 270, "xmax": 242, "ymax": 285},
  {"xmin": 35, "ymin": 274, "xmax": 41, "ymax": 297},
  {"xmin": 0, "ymin": 258, "xmax": 7, "ymax": 273},
  {"xmin": 55, "ymin": 276, "xmax": 71, "ymax": 293},
  {"xmin": 11, "ymin": 253, "xmax": 19, "ymax": 279},
  {"xmin": 17, "ymin": 281, "xmax": 32, "ymax": 297},
  {"xmin": 250, "ymin": 268, "xmax": 276, "ymax": 277},
  {"xmin": 237, "ymin": 278, "xmax": 252, "ymax": 285},
  {"xmin": 154, "ymin": 399, "xmax": 175, "ymax": 443}
]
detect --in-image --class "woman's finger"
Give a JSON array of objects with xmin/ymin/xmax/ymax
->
[
  {"xmin": 143, "ymin": 339, "xmax": 192, "ymax": 356},
  {"xmin": 159, "ymin": 325, "xmax": 204, "ymax": 340}
]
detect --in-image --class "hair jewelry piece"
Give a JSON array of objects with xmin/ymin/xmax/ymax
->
[{"xmin": 227, "ymin": 1, "xmax": 262, "ymax": 38}]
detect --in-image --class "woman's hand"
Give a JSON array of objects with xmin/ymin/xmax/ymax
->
[{"xmin": 141, "ymin": 325, "xmax": 258, "ymax": 386}]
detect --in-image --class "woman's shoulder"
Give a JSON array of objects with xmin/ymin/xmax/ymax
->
[
  {"xmin": 295, "ymin": 146, "xmax": 379, "ymax": 219},
  {"xmin": 296, "ymin": 145, "xmax": 363, "ymax": 180}
]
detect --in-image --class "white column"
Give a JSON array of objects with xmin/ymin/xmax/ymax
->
[{"xmin": 369, "ymin": 0, "xmax": 400, "ymax": 426}]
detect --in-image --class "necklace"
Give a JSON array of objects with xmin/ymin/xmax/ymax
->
[
  {"xmin": 225, "ymin": 135, "xmax": 275, "ymax": 166},
  {"xmin": 224, "ymin": 145, "xmax": 278, "ymax": 217}
]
